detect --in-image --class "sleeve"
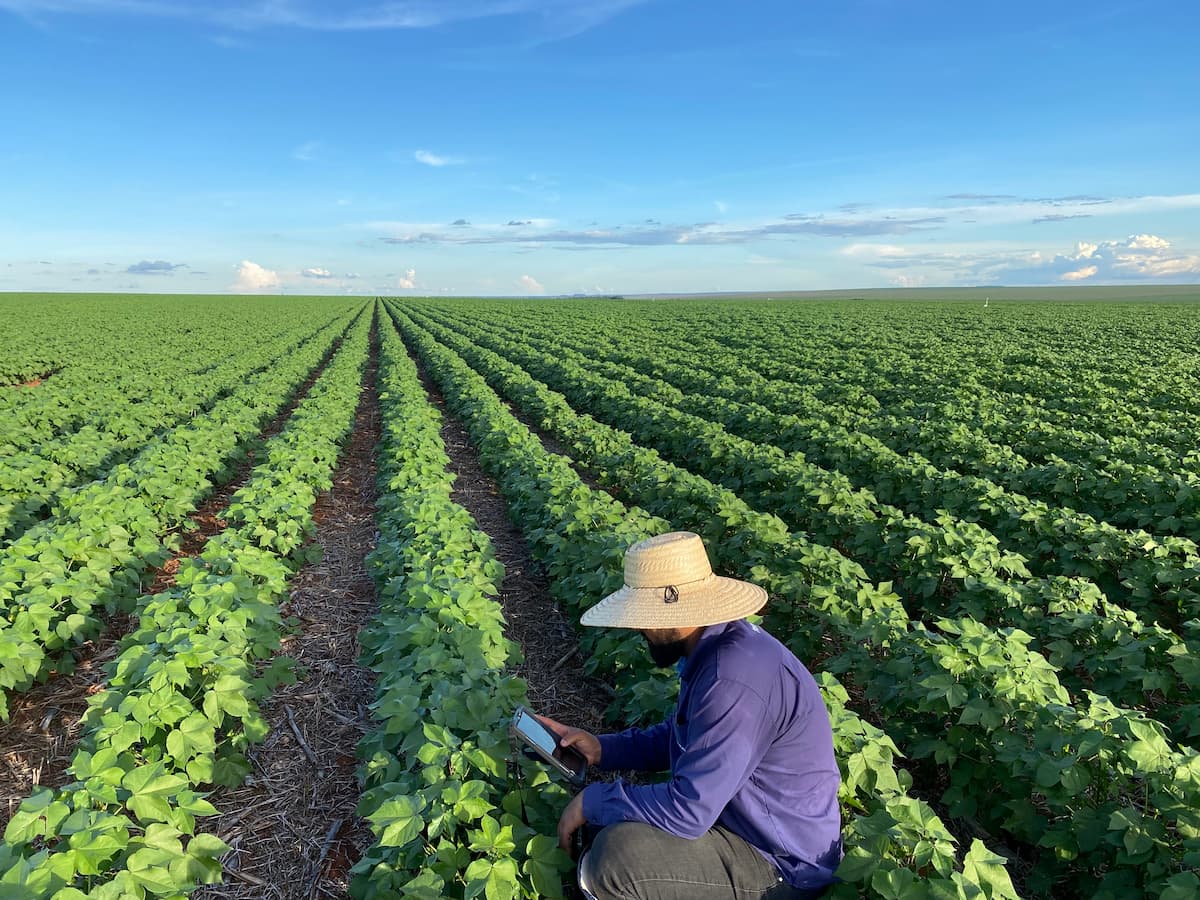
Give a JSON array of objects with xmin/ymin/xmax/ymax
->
[
  {"xmin": 595, "ymin": 721, "xmax": 671, "ymax": 772},
  {"xmin": 582, "ymin": 677, "xmax": 770, "ymax": 839}
]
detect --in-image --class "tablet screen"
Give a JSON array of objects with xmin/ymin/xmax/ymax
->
[{"xmin": 515, "ymin": 710, "xmax": 558, "ymax": 757}]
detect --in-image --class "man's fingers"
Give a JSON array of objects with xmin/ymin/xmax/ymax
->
[
  {"xmin": 535, "ymin": 714, "xmax": 567, "ymax": 737},
  {"xmin": 560, "ymin": 731, "xmax": 600, "ymax": 765}
]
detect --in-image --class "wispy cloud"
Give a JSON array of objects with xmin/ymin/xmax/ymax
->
[
  {"xmin": 1032, "ymin": 213, "xmax": 1093, "ymax": 224},
  {"xmin": 945, "ymin": 193, "xmax": 1019, "ymax": 203},
  {"xmin": 302, "ymin": 266, "xmax": 332, "ymax": 278},
  {"xmin": 0, "ymin": 0, "xmax": 647, "ymax": 38},
  {"xmin": 414, "ymin": 149, "xmax": 463, "ymax": 167},
  {"xmin": 292, "ymin": 140, "xmax": 320, "ymax": 161},
  {"xmin": 126, "ymin": 259, "xmax": 186, "ymax": 274},
  {"xmin": 374, "ymin": 213, "xmax": 947, "ymax": 248},
  {"xmin": 368, "ymin": 193, "xmax": 1200, "ymax": 251}
]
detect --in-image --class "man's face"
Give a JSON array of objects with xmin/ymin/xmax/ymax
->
[{"xmin": 639, "ymin": 627, "xmax": 691, "ymax": 668}]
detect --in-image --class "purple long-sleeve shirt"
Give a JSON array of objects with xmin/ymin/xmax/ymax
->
[{"xmin": 581, "ymin": 619, "xmax": 843, "ymax": 891}]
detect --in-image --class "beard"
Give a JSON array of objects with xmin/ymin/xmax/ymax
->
[{"xmin": 644, "ymin": 635, "xmax": 689, "ymax": 668}]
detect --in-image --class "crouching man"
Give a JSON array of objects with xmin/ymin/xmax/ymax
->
[{"xmin": 542, "ymin": 531, "xmax": 842, "ymax": 899}]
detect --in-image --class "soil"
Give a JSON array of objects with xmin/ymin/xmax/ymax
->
[
  {"xmin": 416, "ymin": 365, "xmax": 614, "ymax": 738},
  {"xmin": 193, "ymin": 324, "xmax": 381, "ymax": 900}
]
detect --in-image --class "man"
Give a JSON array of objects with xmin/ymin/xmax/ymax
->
[{"xmin": 541, "ymin": 531, "xmax": 842, "ymax": 899}]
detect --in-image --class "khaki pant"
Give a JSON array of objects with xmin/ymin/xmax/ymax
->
[{"xmin": 577, "ymin": 822, "xmax": 826, "ymax": 899}]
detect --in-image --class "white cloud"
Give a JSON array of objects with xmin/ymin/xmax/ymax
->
[
  {"xmin": 397, "ymin": 268, "xmax": 416, "ymax": 289},
  {"xmin": 1126, "ymin": 233, "xmax": 1171, "ymax": 251},
  {"xmin": 232, "ymin": 260, "xmax": 281, "ymax": 292},
  {"xmin": 519, "ymin": 274, "xmax": 545, "ymax": 294},
  {"xmin": 302, "ymin": 267, "xmax": 332, "ymax": 278},
  {"xmin": 414, "ymin": 149, "xmax": 462, "ymax": 167},
  {"xmin": 846, "ymin": 233, "xmax": 1200, "ymax": 285},
  {"xmin": 1044, "ymin": 234, "xmax": 1200, "ymax": 281},
  {"xmin": 841, "ymin": 243, "xmax": 909, "ymax": 259}
]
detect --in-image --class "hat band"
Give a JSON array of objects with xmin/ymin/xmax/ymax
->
[{"xmin": 623, "ymin": 571, "xmax": 716, "ymax": 590}]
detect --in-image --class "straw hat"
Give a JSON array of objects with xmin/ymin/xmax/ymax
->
[{"xmin": 581, "ymin": 531, "xmax": 768, "ymax": 629}]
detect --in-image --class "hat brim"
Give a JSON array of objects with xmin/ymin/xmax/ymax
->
[{"xmin": 580, "ymin": 574, "xmax": 767, "ymax": 629}]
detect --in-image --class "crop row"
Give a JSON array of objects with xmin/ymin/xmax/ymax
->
[
  {"xmin": 351, "ymin": 313, "xmax": 571, "ymax": 899},
  {"xmin": 457, "ymin": 303, "xmax": 1200, "ymax": 539},
  {"xmin": 428, "ymin": 302, "xmax": 1200, "ymax": 549},
  {"xmin": 0, "ymin": 316, "xmax": 335, "ymax": 546},
  {"xmin": 548, "ymin": 306, "xmax": 1200, "ymax": 577},
  {"xmin": 0, "ymin": 297, "xmax": 358, "ymax": 452},
  {"xmin": 410, "ymin": 304, "xmax": 1200, "ymax": 743},
  {"xmin": 430, "ymin": 306, "xmax": 1200, "ymax": 648},
  {"xmin": 393, "ymin": 301, "xmax": 1200, "ymax": 897},
  {"xmin": 385, "ymin": 301, "xmax": 1024, "ymax": 899},
  {"xmin": 0, "ymin": 304, "xmax": 372, "ymax": 897},
  {"xmin": 699, "ymin": 315, "xmax": 1200, "ymax": 532},
  {"xmin": 0, "ymin": 306, "xmax": 363, "ymax": 719},
  {"xmin": 677, "ymin": 302, "xmax": 1200, "ymax": 444}
]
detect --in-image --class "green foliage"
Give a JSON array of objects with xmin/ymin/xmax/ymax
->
[
  {"xmin": 0, "ymin": 302, "xmax": 373, "ymax": 895},
  {"xmin": 394, "ymin": 298, "xmax": 1200, "ymax": 898},
  {"xmin": 386, "ymin": 302, "xmax": 1029, "ymax": 899},
  {"xmin": 351, "ymin": 320, "xmax": 571, "ymax": 900}
]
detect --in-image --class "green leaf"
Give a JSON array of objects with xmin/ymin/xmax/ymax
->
[
  {"xmin": 398, "ymin": 870, "xmax": 445, "ymax": 900},
  {"xmin": 368, "ymin": 795, "xmax": 426, "ymax": 849},
  {"xmin": 833, "ymin": 847, "xmax": 877, "ymax": 883},
  {"xmin": 485, "ymin": 856, "xmax": 519, "ymax": 900},
  {"xmin": 1161, "ymin": 872, "xmax": 1200, "ymax": 900},
  {"xmin": 126, "ymin": 847, "xmax": 183, "ymax": 895},
  {"xmin": 523, "ymin": 834, "xmax": 569, "ymax": 898},
  {"xmin": 961, "ymin": 839, "xmax": 1018, "ymax": 899},
  {"xmin": 165, "ymin": 714, "xmax": 216, "ymax": 765}
]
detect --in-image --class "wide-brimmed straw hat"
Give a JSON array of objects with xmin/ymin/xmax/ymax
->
[{"xmin": 581, "ymin": 531, "xmax": 768, "ymax": 629}]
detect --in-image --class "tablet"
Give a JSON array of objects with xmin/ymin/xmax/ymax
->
[{"xmin": 510, "ymin": 706, "xmax": 587, "ymax": 785}]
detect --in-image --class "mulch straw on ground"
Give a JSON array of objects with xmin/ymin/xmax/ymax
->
[{"xmin": 195, "ymin": 346, "xmax": 381, "ymax": 900}]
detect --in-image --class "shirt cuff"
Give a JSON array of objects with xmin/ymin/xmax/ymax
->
[{"xmin": 582, "ymin": 781, "xmax": 625, "ymax": 828}]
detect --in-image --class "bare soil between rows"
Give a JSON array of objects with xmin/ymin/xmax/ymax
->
[
  {"xmin": 194, "ymin": 322, "xmax": 380, "ymax": 900},
  {"xmin": 414, "ymin": 364, "xmax": 614, "ymax": 739}
]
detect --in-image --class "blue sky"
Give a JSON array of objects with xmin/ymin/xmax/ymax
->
[{"xmin": 1, "ymin": 0, "xmax": 1197, "ymax": 296}]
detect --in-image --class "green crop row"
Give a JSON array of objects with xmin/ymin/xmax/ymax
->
[
  {"xmin": 409, "ymin": 306, "xmax": 1200, "ymax": 742},
  {"xmin": 0, "ymin": 296, "xmax": 359, "ymax": 452},
  {"xmin": 0, "ymin": 316, "xmax": 335, "ymax": 545},
  {"xmin": 351, "ymin": 313, "xmax": 571, "ymax": 900},
  {"xmin": 0, "ymin": 305, "xmax": 372, "ymax": 898},
  {"xmin": 0, "ymin": 306, "xmax": 364, "ymax": 719},
  {"xmin": 386, "ymin": 300, "xmax": 1024, "ymax": 900},
  {"xmin": 428, "ymin": 301, "xmax": 1200, "ymax": 540},
  {"xmin": 394, "ymin": 302, "xmax": 1200, "ymax": 898},
  {"xmin": 422, "ymin": 303, "xmax": 1200, "ymax": 616}
]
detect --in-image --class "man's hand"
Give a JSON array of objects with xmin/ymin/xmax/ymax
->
[
  {"xmin": 557, "ymin": 790, "xmax": 586, "ymax": 853},
  {"xmin": 536, "ymin": 715, "xmax": 602, "ymax": 766}
]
